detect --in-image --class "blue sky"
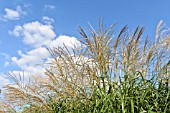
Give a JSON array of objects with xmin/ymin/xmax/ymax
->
[{"xmin": 0, "ymin": 0, "xmax": 170, "ymax": 88}]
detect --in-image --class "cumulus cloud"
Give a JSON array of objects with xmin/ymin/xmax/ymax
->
[
  {"xmin": 9, "ymin": 20, "xmax": 84, "ymax": 49},
  {"xmin": 8, "ymin": 35, "xmax": 84, "ymax": 84},
  {"xmin": 1, "ymin": 5, "xmax": 26, "ymax": 21},
  {"xmin": 11, "ymin": 47, "xmax": 50, "ymax": 73},
  {"xmin": 10, "ymin": 35, "xmax": 83, "ymax": 75},
  {"xmin": 9, "ymin": 21, "xmax": 56, "ymax": 47},
  {"xmin": 49, "ymin": 35, "xmax": 83, "ymax": 49},
  {"xmin": 3, "ymin": 8, "xmax": 20, "ymax": 20},
  {"xmin": 44, "ymin": 5, "xmax": 55, "ymax": 9}
]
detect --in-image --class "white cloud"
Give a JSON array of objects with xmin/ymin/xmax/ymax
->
[
  {"xmin": 44, "ymin": 5, "xmax": 55, "ymax": 9},
  {"xmin": 9, "ymin": 21, "xmax": 56, "ymax": 47},
  {"xmin": 7, "ymin": 47, "xmax": 49, "ymax": 88},
  {"xmin": 9, "ymin": 25, "xmax": 22, "ymax": 37},
  {"xmin": 11, "ymin": 47, "xmax": 50, "ymax": 73},
  {"xmin": 49, "ymin": 35, "xmax": 83, "ymax": 49},
  {"xmin": 42, "ymin": 16, "xmax": 54, "ymax": 25},
  {"xmin": 10, "ymin": 35, "xmax": 83, "ymax": 74},
  {"xmin": 8, "ymin": 34, "xmax": 84, "ymax": 85},
  {"xmin": 3, "ymin": 8, "xmax": 20, "ymax": 20},
  {"xmin": 1, "ymin": 5, "xmax": 26, "ymax": 21},
  {"xmin": 9, "ymin": 20, "xmax": 84, "ymax": 49}
]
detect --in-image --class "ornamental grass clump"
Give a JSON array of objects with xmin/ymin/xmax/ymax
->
[{"xmin": 0, "ymin": 20, "xmax": 170, "ymax": 112}]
